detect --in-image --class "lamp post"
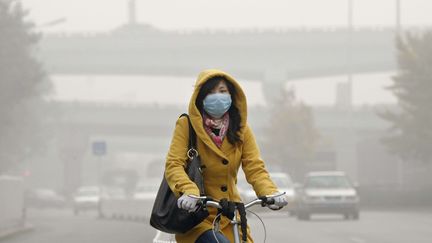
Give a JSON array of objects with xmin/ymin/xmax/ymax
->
[
  {"xmin": 128, "ymin": 0, "xmax": 137, "ymax": 25},
  {"xmin": 396, "ymin": 0, "xmax": 401, "ymax": 36},
  {"xmin": 346, "ymin": 0, "xmax": 353, "ymax": 109},
  {"xmin": 395, "ymin": 0, "xmax": 405, "ymax": 188},
  {"xmin": 335, "ymin": 0, "xmax": 354, "ymax": 109}
]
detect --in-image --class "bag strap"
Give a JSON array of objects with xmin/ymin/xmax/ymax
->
[
  {"xmin": 236, "ymin": 203, "xmax": 248, "ymax": 243},
  {"xmin": 179, "ymin": 113, "xmax": 197, "ymax": 153},
  {"xmin": 218, "ymin": 199, "xmax": 248, "ymax": 243}
]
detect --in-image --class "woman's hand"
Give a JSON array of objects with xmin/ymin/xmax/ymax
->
[
  {"xmin": 268, "ymin": 192, "xmax": 288, "ymax": 210},
  {"xmin": 177, "ymin": 194, "xmax": 199, "ymax": 212}
]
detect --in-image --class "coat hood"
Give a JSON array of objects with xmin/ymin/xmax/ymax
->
[{"xmin": 188, "ymin": 69, "xmax": 247, "ymax": 153}]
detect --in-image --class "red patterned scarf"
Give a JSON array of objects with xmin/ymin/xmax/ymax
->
[{"xmin": 202, "ymin": 112, "xmax": 229, "ymax": 148}]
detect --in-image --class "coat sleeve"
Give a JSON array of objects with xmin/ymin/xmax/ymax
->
[
  {"xmin": 241, "ymin": 124, "xmax": 278, "ymax": 196},
  {"xmin": 164, "ymin": 116, "xmax": 200, "ymax": 198}
]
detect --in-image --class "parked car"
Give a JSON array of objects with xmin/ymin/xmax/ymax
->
[
  {"xmin": 72, "ymin": 186, "xmax": 101, "ymax": 215},
  {"xmin": 296, "ymin": 171, "xmax": 360, "ymax": 220},
  {"xmin": 25, "ymin": 188, "xmax": 66, "ymax": 209}
]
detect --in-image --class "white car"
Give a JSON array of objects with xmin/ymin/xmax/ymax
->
[
  {"xmin": 237, "ymin": 174, "xmax": 255, "ymax": 203},
  {"xmin": 268, "ymin": 172, "xmax": 296, "ymax": 214},
  {"xmin": 73, "ymin": 186, "xmax": 101, "ymax": 215},
  {"xmin": 132, "ymin": 180, "xmax": 159, "ymax": 218},
  {"xmin": 26, "ymin": 188, "xmax": 66, "ymax": 209},
  {"xmin": 296, "ymin": 171, "xmax": 360, "ymax": 220},
  {"xmin": 237, "ymin": 172, "xmax": 296, "ymax": 214},
  {"xmin": 133, "ymin": 182, "xmax": 159, "ymax": 200}
]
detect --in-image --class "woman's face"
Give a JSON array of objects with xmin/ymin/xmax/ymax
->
[{"xmin": 209, "ymin": 80, "xmax": 230, "ymax": 95}]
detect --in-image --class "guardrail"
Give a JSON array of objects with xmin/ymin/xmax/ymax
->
[
  {"xmin": 98, "ymin": 196, "xmax": 176, "ymax": 242},
  {"xmin": 99, "ymin": 197, "xmax": 154, "ymax": 221}
]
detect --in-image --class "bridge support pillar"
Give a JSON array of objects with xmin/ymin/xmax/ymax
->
[
  {"xmin": 58, "ymin": 130, "xmax": 89, "ymax": 196},
  {"xmin": 262, "ymin": 68, "xmax": 287, "ymax": 104}
]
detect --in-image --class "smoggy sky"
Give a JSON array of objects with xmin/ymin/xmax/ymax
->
[{"xmin": 20, "ymin": 0, "xmax": 432, "ymax": 33}]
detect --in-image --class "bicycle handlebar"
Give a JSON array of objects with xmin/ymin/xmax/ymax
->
[{"xmin": 189, "ymin": 191, "xmax": 286, "ymax": 209}]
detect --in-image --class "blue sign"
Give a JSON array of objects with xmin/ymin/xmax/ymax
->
[{"xmin": 92, "ymin": 141, "xmax": 106, "ymax": 156}]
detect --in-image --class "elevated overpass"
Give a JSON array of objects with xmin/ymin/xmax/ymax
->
[
  {"xmin": 40, "ymin": 101, "xmax": 392, "ymax": 194},
  {"xmin": 40, "ymin": 26, "xmax": 397, "ymax": 82},
  {"xmin": 34, "ymin": 27, "xmax": 401, "ymax": 191}
]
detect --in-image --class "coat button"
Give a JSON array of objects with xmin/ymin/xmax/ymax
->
[
  {"xmin": 220, "ymin": 185, "xmax": 228, "ymax": 192},
  {"xmin": 222, "ymin": 159, "xmax": 229, "ymax": 165}
]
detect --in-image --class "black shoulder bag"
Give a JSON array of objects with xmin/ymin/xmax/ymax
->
[{"xmin": 150, "ymin": 113, "xmax": 209, "ymax": 234}]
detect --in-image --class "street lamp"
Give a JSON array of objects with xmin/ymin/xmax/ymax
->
[
  {"xmin": 36, "ymin": 17, "xmax": 67, "ymax": 36},
  {"xmin": 346, "ymin": 0, "xmax": 353, "ymax": 108},
  {"xmin": 39, "ymin": 17, "xmax": 67, "ymax": 28},
  {"xmin": 396, "ymin": 0, "xmax": 401, "ymax": 36},
  {"xmin": 335, "ymin": 0, "xmax": 354, "ymax": 110}
]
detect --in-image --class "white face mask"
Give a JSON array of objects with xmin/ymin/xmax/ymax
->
[{"xmin": 203, "ymin": 93, "xmax": 232, "ymax": 118}]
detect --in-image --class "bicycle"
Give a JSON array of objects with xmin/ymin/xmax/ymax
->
[
  {"xmin": 189, "ymin": 192, "xmax": 286, "ymax": 243},
  {"xmin": 152, "ymin": 192, "xmax": 286, "ymax": 243}
]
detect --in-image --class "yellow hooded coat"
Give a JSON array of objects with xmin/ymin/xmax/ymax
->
[{"xmin": 165, "ymin": 69, "xmax": 278, "ymax": 243}]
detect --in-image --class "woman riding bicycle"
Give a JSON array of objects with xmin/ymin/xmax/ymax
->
[{"xmin": 165, "ymin": 69, "xmax": 287, "ymax": 243}]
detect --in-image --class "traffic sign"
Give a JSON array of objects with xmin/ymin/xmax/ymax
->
[{"xmin": 92, "ymin": 141, "xmax": 106, "ymax": 156}]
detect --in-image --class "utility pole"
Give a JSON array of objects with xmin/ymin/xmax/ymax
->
[
  {"xmin": 346, "ymin": 0, "xmax": 353, "ymax": 109},
  {"xmin": 395, "ymin": 0, "xmax": 404, "ymax": 188},
  {"xmin": 128, "ymin": 0, "xmax": 137, "ymax": 25},
  {"xmin": 335, "ymin": 0, "xmax": 354, "ymax": 109},
  {"xmin": 396, "ymin": 0, "xmax": 401, "ymax": 37}
]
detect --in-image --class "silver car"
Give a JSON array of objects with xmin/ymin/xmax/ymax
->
[
  {"xmin": 296, "ymin": 171, "xmax": 359, "ymax": 220},
  {"xmin": 73, "ymin": 186, "xmax": 101, "ymax": 215},
  {"xmin": 237, "ymin": 172, "xmax": 296, "ymax": 214},
  {"xmin": 268, "ymin": 172, "xmax": 296, "ymax": 215}
]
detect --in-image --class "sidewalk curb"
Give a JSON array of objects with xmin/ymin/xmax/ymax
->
[{"xmin": 0, "ymin": 224, "xmax": 34, "ymax": 240}]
